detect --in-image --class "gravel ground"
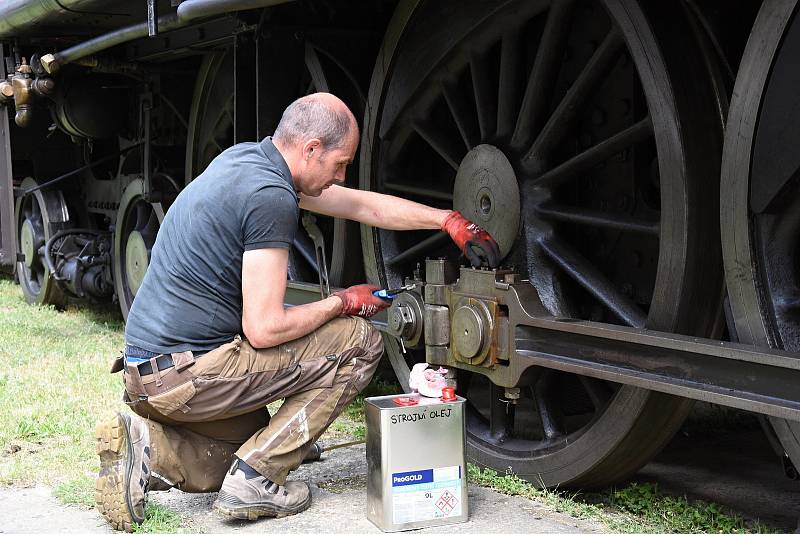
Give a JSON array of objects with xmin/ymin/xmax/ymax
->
[{"xmin": 0, "ymin": 444, "xmax": 602, "ymax": 534}]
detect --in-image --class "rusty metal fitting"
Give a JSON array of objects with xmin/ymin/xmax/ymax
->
[
  {"xmin": 31, "ymin": 77, "xmax": 55, "ymax": 97},
  {"xmin": 11, "ymin": 74, "xmax": 33, "ymax": 127},
  {"xmin": 40, "ymin": 53, "xmax": 60, "ymax": 75},
  {"xmin": 0, "ymin": 80, "xmax": 13, "ymax": 105},
  {"xmin": 504, "ymin": 387, "xmax": 521, "ymax": 404}
]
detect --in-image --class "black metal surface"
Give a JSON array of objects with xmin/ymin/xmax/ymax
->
[
  {"xmin": 513, "ymin": 319, "xmax": 800, "ymax": 422},
  {"xmin": 720, "ymin": 0, "xmax": 800, "ymax": 484},
  {"xmin": 14, "ymin": 177, "xmax": 68, "ymax": 307},
  {"xmin": 234, "ymin": 33, "xmax": 257, "ymax": 144},
  {"xmin": 750, "ymin": 7, "xmax": 800, "ymax": 213},
  {"xmin": 126, "ymin": 17, "xmax": 243, "ymax": 61},
  {"xmin": 0, "ymin": 45, "xmax": 15, "ymax": 268},
  {"xmin": 15, "ymin": 142, "xmax": 143, "ymax": 197}
]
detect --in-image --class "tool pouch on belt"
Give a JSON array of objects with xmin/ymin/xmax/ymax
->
[
  {"xmin": 121, "ymin": 351, "xmax": 198, "ymax": 417},
  {"xmin": 110, "ymin": 354, "xmax": 124, "ymax": 374}
]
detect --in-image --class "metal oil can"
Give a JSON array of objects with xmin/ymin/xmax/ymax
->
[{"xmin": 365, "ymin": 392, "xmax": 468, "ymax": 531}]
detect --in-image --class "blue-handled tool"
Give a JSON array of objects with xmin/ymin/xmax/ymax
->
[{"xmin": 373, "ymin": 284, "xmax": 416, "ymax": 300}]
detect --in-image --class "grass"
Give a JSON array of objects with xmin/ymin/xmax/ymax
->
[
  {"xmin": 468, "ymin": 465, "xmax": 787, "ymax": 534},
  {"xmin": 0, "ymin": 277, "xmax": 395, "ymax": 533},
  {"xmin": 132, "ymin": 503, "xmax": 183, "ymax": 534}
]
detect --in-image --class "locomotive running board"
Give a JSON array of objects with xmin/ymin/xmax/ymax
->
[{"xmin": 284, "ymin": 275, "xmax": 800, "ymax": 423}]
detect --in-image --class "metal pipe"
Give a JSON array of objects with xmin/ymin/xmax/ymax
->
[
  {"xmin": 0, "ymin": 1, "xmax": 108, "ymax": 38},
  {"xmin": 41, "ymin": 14, "xmax": 183, "ymax": 74},
  {"xmin": 176, "ymin": 0, "xmax": 294, "ymax": 22},
  {"xmin": 40, "ymin": 0, "xmax": 294, "ymax": 74},
  {"xmin": 44, "ymin": 228, "xmax": 102, "ymax": 280}
]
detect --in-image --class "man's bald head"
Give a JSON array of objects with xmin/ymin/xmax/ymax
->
[{"xmin": 273, "ymin": 92, "xmax": 358, "ymax": 151}]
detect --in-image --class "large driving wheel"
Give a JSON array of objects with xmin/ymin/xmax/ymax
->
[
  {"xmin": 362, "ymin": 0, "xmax": 725, "ymax": 487},
  {"xmin": 113, "ymin": 179, "xmax": 165, "ymax": 320},
  {"xmin": 185, "ymin": 43, "xmax": 364, "ymax": 287},
  {"xmin": 14, "ymin": 177, "xmax": 68, "ymax": 307},
  {"xmin": 721, "ymin": 0, "xmax": 800, "ymax": 476}
]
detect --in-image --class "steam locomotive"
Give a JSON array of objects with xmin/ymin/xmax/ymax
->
[{"xmin": 1, "ymin": 0, "xmax": 799, "ymax": 492}]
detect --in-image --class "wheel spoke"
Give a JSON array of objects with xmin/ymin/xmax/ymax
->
[
  {"xmin": 523, "ymin": 29, "xmax": 624, "ymax": 165},
  {"xmin": 386, "ymin": 232, "xmax": 450, "ymax": 267},
  {"xmin": 533, "ymin": 372, "xmax": 564, "ymax": 440},
  {"xmin": 143, "ymin": 210, "xmax": 160, "ymax": 239},
  {"xmin": 489, "ymin": 383, "xmax": 513, "ymax": 441},
  {"xmin": 292, "ymin": 233, "xmax": 320, "ymax": 275},
  {"xmin": 470, "ymin": 51, "xmax": 497, "ymax": 142},
  {"xmin": 536, "ymin": 202, "xmax": 659, "ymax": 236},
  {"xmin": 304, "ymin": 43, "xmax": 330, "ymax": 92},
  {"xmin": 496, "ymin": 29, "xmax": 523, "ymax": 141},
  {"xmin": 441, "ymin": 80, "xmax": 479, "ymax": 151},
  {"xmin": 413, "ymin": 120, "xmax": 463, "ymax": 171},
  {"xmin": 133, "ymin": 202, "xmax": 148, "ymax": 231},
  {"xmin": 540, "ymin": 236, "xmax": 647, "ymax": 327},
  {"xmin": 383, "ymin": 181, "xmax": 454, "ymax": 202},
  {"xmin": 512, "ymin": 0, "xmax": 576, "ymax": 150},
  {"xmin": 578, "ymin": 376, "xmax": 613, "ymax": 411},
  {"xmin": 529, "ymin": 117, "xmax": 653, "ymax": 187}
]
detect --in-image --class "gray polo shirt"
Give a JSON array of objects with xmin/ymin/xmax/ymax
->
[{"xmin": 125, "ymin": 137, "xmax": 299, "ymax": 354}]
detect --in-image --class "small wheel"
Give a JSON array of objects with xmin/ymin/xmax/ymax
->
[
  {"xmin": 113, "ymin": 179, "xmax": 165, "ymax": 320},
  {"xmin": 721, "ymin": 0, "xmax": 800, "ymax": 476},
  {"xmin": 14, "ymin": 177, "xmax": 68, "ymax": 307}
]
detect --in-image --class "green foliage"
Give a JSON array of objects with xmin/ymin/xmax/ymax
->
[
  {"xmin": 468, "ymin": 465, "xmax": 786, "ymax": 534},
  {"xmin": 55, "ymin": 475, "xmax": 95, "ymax": 507},
  {"xmin": 132, "ymin": 503, "xmax": 182, "ymax": 534},
  {"xmin": 0, "ymin": 278, "xmax": 394, "ymax": 530}
]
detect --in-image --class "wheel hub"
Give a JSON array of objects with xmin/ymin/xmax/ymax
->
[
  {"xmin": 125, "ymin": 231, "xmax": 148, "ymax": 296},
  {"xmin": 20, "ymin": 219, "xmax": 38, "ymax": 268},
  {"xmin": 453, "ymin": 145, "xmax": 520, "ymax": 258}
]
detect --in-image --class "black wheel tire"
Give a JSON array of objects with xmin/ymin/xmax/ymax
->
[
  {"xmin": 113, "ymin": 179, "xmax": 165, "ymax": 320},
  {"xmin": 361, "ymin": 0, "xmax": 725, "ymax": 488},
  {"xmin": 14, "ymin": 177, "xmax": 67, "ymax": 307},
  {"xmin": 721, "ymin": 0, "xmax": 800, "ymax": 473}
]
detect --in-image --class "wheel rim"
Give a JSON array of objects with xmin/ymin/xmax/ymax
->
[
  {"xmin": 362, "ymin": 0, "xmax": 724, "ymax": 487},
  {"xmin": 14, "ymin": 177, "xmax": 67, "ymax": 306},
  {"xmin": 114, "ymin": 179, "xmax": 164, "ymax": 320},
  {"xmin": 721, "ymin": 0, "xmax": 800, "ymax": 474},
  {"xmin": 185, "ymin": 43, "xmax": 365, "ymax": 287}
]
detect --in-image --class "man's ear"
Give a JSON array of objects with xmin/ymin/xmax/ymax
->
[{"xmin": 302, "ymin": 138, "xmax": 322, "ymax": 160}]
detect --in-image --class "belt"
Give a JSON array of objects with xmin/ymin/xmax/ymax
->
[{"xmin": 124, "ymin": 345, "xmax": 205, "ymax": 376}]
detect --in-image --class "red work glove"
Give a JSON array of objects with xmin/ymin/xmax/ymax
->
[
  {"xmin": 333, "ymin": 284, "xmax": 390, "ymax": 318},
  {"xmin": 441, "ymin": 211, "xmax": 501, "ymax": 268}
]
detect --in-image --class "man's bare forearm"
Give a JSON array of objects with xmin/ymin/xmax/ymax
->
[
  {"xmin": 301, "ymin": 186, "xmax": 452, "ymax": 230},
  {"xmin": 250, "ymin": 295, "xmax": 343, "ymax": 348},
  {"xmin": 354, "ymin": 190, "xmax": 451, "ymax": 230}
]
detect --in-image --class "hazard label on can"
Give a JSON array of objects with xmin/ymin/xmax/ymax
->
[{"xmin": 391, "ymin": 466, "xmax": 462, "ymax": 524}]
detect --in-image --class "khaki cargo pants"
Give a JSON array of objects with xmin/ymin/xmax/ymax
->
[{"xmin": 121, "ymin": 316, "xmax": 383, "ymax": 492}]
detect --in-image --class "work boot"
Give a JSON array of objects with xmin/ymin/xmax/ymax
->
[
  {"xmin": 213, "ymin": 458, "xmax": 311, "ymax": 520},
  {"xmin": 95, "ymin": 413, "xmax": 152, "ymax": 532},
  {"xmin": 302, "ymin": 442, "xmax": 323, "ymax": 463}
]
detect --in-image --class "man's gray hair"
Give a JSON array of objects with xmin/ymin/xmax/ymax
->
[{"xmin": 273, "ymin": 94, "xmax": 355, "ymax": 150}]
